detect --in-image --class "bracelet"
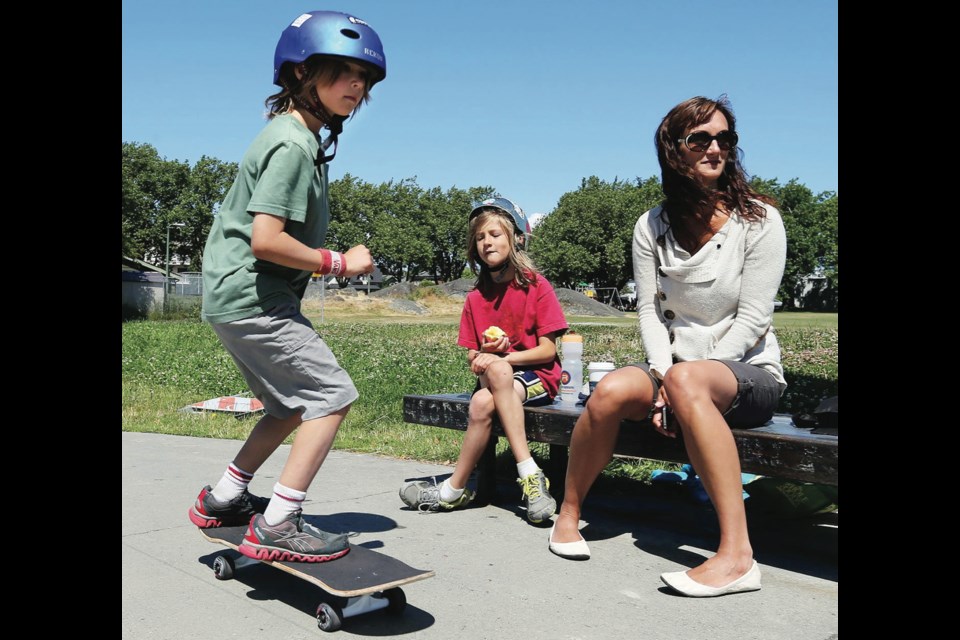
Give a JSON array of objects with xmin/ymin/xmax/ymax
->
[
  {"xmin": 315, "ymin": 249, "xmax": 347, "ymax": 276},
  {"xmin": 330, "ymin": 251, "xmax": 346, "ymax": 276},
  {"xmin": 316, "ymin": 249, "xmax": 332, "ymax": 274}
]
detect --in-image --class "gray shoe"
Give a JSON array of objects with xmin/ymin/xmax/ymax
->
[
  {"xmin": 400, "ymin": 477, "xmax": 474, "ymax": 512},
  {"xmin": 238, "ymin": 510, "xmax": 351, "ymax": 563},
  {"xmin": 518, "ymin": 470, "xmax": 556, "ymax": 523}
]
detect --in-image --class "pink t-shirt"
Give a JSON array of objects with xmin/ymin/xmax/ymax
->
[{"xmin": 457, "ymin": 275, "xmax": 569, "ymax": 397}]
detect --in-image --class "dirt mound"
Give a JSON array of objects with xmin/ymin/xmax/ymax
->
[
  {"xmin": 388, "ymin": 299, "xmax": 429, "ymax": 315},
  {"xmin": 370, "ymin": 282, "xmax": 417, "ymax": 298},
  {"xmin": 437, "ymin": 277, "xmax": 475, "ymax": 299},
  {"xmin": 359, "ymin": 278, "xmax": 624, "ymax": 318},
  {"xmin": 554, "ymin": 288, "xmax": 625, "ymax": 317}
]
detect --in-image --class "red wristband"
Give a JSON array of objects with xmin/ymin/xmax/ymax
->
[
  {"xmin": 315, "ymin": 249, "xmax": 347, "ymax": 276},
  {"xmin": 330, "ymin": 251, "xmax": 346, "ymax": 276},
  {"xmin": 315, "ymin": 249, "xmax": 332, "ymax": 274}
]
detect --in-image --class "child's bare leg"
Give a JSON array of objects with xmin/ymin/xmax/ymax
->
[
  {"xmin": 482, "ymin": 358, "xmax": 530, "ymax": 461},
  {"xmin": 232, "ymin": 413, "xmax": 303, "ymax": 474},
  {"xmin": 449, "ymin": 389, "xmax": 495, "ymax": 489},
  {"xmin": 256, "ymin": 406, "xmax": 349, "ymax": 525},
  {"xmin": 278, "ymin": 406, "xmax": 350, "ymax": 491}
]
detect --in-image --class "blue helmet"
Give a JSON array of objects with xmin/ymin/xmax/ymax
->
[
  {"xmin": 274, "ymin": 11, "xmax": 387, "ymax": 87},
  {"xmin": 470, "ymin": 197, "xmax": 531, "ymax": 248}
]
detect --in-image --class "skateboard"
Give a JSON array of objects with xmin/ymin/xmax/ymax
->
[{"xmin": 199, "ymin": 525, "xmax": 434, "ymax": 632}]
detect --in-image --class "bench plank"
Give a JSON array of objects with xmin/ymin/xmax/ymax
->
[{"xmin": 403, "ymin": 393, "xmax": 838, "ymax": 489}]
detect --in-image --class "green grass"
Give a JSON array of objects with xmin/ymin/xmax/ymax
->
[
  {"xmin": 772, "ymin": 311, "xmax": 838, "ymax": 329},
  {"xmin": 122, "ymin": 316, "xmax": 838, "ymax": 482},
  {"xmin": 302, "ymin": 310, "xmax": 838, "ymax": 331}
]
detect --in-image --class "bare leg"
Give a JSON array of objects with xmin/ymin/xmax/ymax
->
[
  {"xmin": 485, "ymin": 359, "xmax": 532, "ymax": 462},
  {"xmin": 450, "ymin": 389, "xmax": 495, "ymax": 489},
  {"xmin": 664, "ymin": 361, "xmax": 754, "ymax": 587},
  {"xmin": 553, "ymin": 367, "xmax": 654, "ymax": 543},
  {"xmin": 278, "ymin": 406, "xmax": 350, "ymax": 491},
  {"xmin": 450, "ymin": 360, "xmax": 527, "ymax": 488},
  {"xmin": 231, "ymin": 407, "xmax": 349, "ymax": 493},
  {"xmin": 232, "ymin": 412, "xmax": 304, "ymax": 474}
]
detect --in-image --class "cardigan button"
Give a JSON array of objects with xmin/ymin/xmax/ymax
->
[
  {"xmin": 664, "ymin": 310, "xmax": 675, "ymax": 320},
  {"xmin": 658, "ymin": 291, "xmax": 666, "ymax": 300}
]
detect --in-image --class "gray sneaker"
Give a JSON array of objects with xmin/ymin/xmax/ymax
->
[
  {"xmin": 238, "ymin": 510, "xmax": 351, "ymax": 563},
  {"xmin": 188, "ymin": 485, "xmax": 269, "ymax": 528},
  {"xmin": 399, "ymin": 477, "xmax": 474, "ymax": 512},
  {"xmin": 518, "ymin": 470, "xmax": 556, "ymax": 523}
]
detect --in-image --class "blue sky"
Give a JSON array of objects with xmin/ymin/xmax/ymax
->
[{"xmin": 122, "ymin": 0, "xmax": 838, "ymax": 218}]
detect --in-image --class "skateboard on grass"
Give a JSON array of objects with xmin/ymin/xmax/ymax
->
[{"xmin": 198, "ymin": 525, "xmax": 434, "ymax": 632}]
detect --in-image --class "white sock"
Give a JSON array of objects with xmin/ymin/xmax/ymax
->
[
  {"xmin": 211, "ymin": 462, "xmax": 253, "ymax": 502},
  {"xmin": 263, "ymin": 483, "xmax": 307, "ymax": 526},
  {"xmin": 516, "ymin": 457, "xmax": 539, "ymax": 479},
  {"xmin": 439, "ymin": 479, "xmax": 464, "ymax": 503}
]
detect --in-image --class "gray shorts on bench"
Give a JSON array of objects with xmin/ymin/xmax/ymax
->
[{"xmin": 629, "ymin": 360, "xmax": 779, "ymax": 429}]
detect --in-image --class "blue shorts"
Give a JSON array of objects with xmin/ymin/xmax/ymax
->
[
  {"xmin": 473, "ymin": 369, "xmax": 552, "ymax": 407},
  {"xmin": 210, "ymin": 302, "xmax": 359, "ymax": 421},
  {"xmin": 630, "ymin": 360, "xmax": 780, "ymax": 429}
]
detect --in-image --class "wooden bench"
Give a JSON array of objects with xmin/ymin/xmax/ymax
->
[{"xmin": 402, "ymin": 393, "xmax": 838, "ymax": 504}]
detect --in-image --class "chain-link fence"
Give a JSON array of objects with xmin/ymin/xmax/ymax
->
[{"xmin": 172, "ymin": 272, "xmax": 203, "ymax": 296}]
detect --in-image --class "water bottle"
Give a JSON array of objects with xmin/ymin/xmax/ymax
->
[{"xmin": 560, "ymin": 333, "xmax": 583, "ymax": 405}]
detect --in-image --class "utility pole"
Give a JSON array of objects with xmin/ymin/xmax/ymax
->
[{"xmin": 164, "ymin": 222, "xmax": 185, "ymax": 313}]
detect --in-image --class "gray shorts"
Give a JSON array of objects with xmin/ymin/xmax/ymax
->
[
  {"xmin": 631, "ymin": 360, "xmax": 780, "ymax": 429},
  {"xmin": 210, "ymin": 302, "xmax": 358, "ymax": 421}
]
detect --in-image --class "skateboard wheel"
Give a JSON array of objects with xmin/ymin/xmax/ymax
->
[
  {"xmin": 213, "ymin": 555, "xmax": 235, "ymax": 581},
  {"xmin": 316, "ymin": 602, "xmax": 343, "ymax": 632},
  {"xmin": 386, "ymin": 588, "xmax": 406, "ymax": 615}
]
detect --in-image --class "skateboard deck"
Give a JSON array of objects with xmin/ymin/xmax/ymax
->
[{"xmin": 199, "ymin": 525, "xmax": 434, "ymax": 631}]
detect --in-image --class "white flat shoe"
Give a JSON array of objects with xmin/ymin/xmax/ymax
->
[
  {"xmin": 548, "ymin": 523, "xmax": 590, "ymax": 560},
  {"xmin": 660, "ymin": 561, "xmax": 761, "ymax": 597}
]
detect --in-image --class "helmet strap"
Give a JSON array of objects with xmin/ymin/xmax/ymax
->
[
  {"xmin": 284, "ymin": 73, "xmax": 346, "ymax": 166},
  {"xmin": 317, "ymin": 115, "xmax": 345, "ymax": 166}
]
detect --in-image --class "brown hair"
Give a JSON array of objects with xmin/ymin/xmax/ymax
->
[
  {"xmin": 467, "ymin": 209, "xmax": 538, "ymax": 293},
  {"xmin": 265, "ymin": 55, "xmax": 374, "ymax": 122},
  {"xmin": 654, "ymin": 95, "xmax": 774, "ymax": 231}
]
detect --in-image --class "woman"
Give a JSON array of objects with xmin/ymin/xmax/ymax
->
[{"xmin": 549, "ymin": 96, "xmax": 787, "ymax": 597}]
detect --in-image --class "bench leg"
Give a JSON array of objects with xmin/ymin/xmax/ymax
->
[
  {"xmin": 547, "ymin": 444, "xmax": 568, "ymax": 504},
  {"xmin": 474, "ymin": 433, "xmax": 499, "ymax": 506}
]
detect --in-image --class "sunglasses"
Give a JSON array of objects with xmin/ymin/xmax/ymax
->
[{"xmin": 677, "ymin": 130, "xmax": 739, "ymax": 152}]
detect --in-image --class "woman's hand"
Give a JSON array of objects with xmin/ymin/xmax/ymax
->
[{"xmin": 651, "ymin": 388, "xmax": 677, "ymax": 438}]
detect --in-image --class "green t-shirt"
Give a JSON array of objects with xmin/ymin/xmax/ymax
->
[{"xmin": 201, "ymin": 115, "xmax": 329, "ymax": 323}]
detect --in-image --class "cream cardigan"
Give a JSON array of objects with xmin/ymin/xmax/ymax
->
[{"xmin": 632, "ymin": 201, "xmax": 787, "ymax": 391}]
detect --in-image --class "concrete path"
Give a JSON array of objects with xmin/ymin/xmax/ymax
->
[{"xmin": 122, "ymin": 432, "xmax": 838, "ymax": 639}]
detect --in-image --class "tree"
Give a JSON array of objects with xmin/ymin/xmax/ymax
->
[
  {"xmin": 751, "ymin": 178, "xmax": 838, "ymax": 310},
  {"xmin": 121, "ymin": 142, "xmax": 189, "ymax": 262},
  {"xmin": 533, "ymin": 176, "xmax": 663, "ymax": 289},
  {"xmin": 426, "ymin": 185, "xmax": 495, "ymax": 283},
  {"xmin": 328, "ymin": 176, "xmax": 494, "ymax": 284},
  {"xmin": 121, "ymin": 143, "xmax": 236, "ymax": 270},
  {"xmin": 328, "ymin": 173, "xmax": 380, "ymax": 286},
  {"xmin": 370, "ymin": 179, "xmax": 432, "ymax": 282},
  {"xmin": 173, "ymin": 156, "xmax": 238, "ymax": 268}
]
